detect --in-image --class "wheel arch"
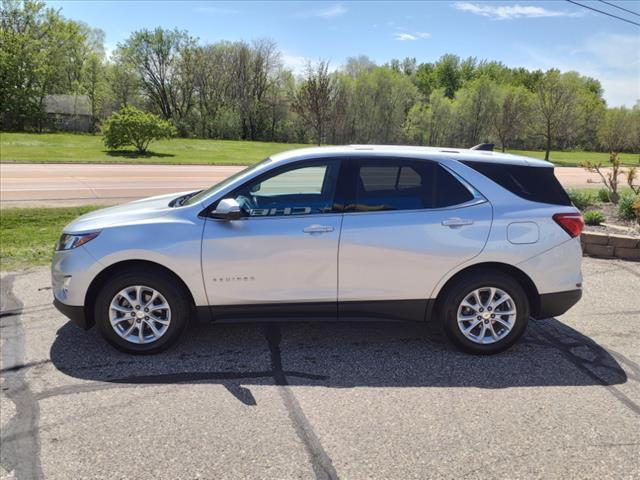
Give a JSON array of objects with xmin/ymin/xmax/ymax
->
[
  {"xmin": 429, "ymin": 262, "xmax": 541, "ymax": 321},
  {"xmin": 83, "ymin": 259, "xmax": 198, "ymax": 329}
]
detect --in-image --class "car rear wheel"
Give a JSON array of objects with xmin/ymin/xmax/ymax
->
[
  {"xmin": 95, "ymin": 271, "xmax": 189, "ymax": 354},
  {"xmin": 439, "ymin": 270, "xmax": 529, "ymax": 354}
]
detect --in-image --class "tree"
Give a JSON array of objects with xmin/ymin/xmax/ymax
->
[
  {"xmin": 106, "ymin": 57, "xmax": 140, "ymax": 109},
  {"xmin": 118, "ymin": 28, "xmax": 196, "ymax": 124},
  {"xmin": 455, "ymin": 76, "xmax": 499, "ymax": 147},
  {"xmin": 0, "ymin": 0, "xmax": 96, "ymax": 130},
  {"xmin": 292, "ymin": 60, "xmax": 334, "ymax": 145},
  {"xmin": 597, "ymin": 107, "xmax": 632, "ymax": 154},
  {"xmin": 492, "ymin": 85, "xmax": 533, "ymax": 152},
  {"xmin": 434, "ymin": 54, "xmax": 461, "ymax": 99},
  {"xmin": 103, "ymin": 106, "xmax": 176, "ymax": 153},
  {"xmin": 534, "ymin": 70, "xmax": 579, "ymax": 161},
  {"xmin": 82, "ymin": 52, "xmax": 107, "ymax": 131},
  {"xmin": 192, "ymin": 43, "xmax": 233, "ymax": 138}
]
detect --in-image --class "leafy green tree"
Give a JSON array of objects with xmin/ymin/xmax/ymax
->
[
  {"xmin": 106, "ymin": 57, "xmax": 140, "ymax": 110},
  {"xmin": 597, "ymin": 107, "xmax": 633, "ymax": 154},
  {"xmin": 434, "ymin": 54, "xmax": 461, "ymax": 99},
  {"xmin": 82, "ymin": 52, "xmax": 107, "ymax": 131},
  {"xmin": 534, "ymin": 70, "xmax": 579, "ymax": 161},
  {"xmin": 103, "ymin": 106, "xmax": 176, "ymax": 153},
  {"xmin": 0, "ymin": 0, "xmax": 94, "ymax": 130},
  {"xmin": 492, "ymin": 85, "xmax": 533, "ymax": 152},
  {"xmin": 455, "ymin": 76, "xmax": 499, "ymax": 147}
]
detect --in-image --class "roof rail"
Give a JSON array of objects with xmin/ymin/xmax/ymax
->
[{"xmin": 470, "ymin": 143, "xmax": 494, "ymax": 151}]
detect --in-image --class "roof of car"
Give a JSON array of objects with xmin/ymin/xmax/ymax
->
[{"xmin": 269, "ymin": 145, "xmax": 553, "ymax": 168}]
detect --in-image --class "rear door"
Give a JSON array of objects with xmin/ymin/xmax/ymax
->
[{"xmin": 338, "ymin": 157, "xmax": 492, "ymax": 321}]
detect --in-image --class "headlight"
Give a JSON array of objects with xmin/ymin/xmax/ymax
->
[{"xmin": 55, "ymin": 232, "xmax": 100, "ymax": 251}]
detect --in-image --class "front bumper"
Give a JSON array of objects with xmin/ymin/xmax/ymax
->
[
  {"xmin": 536, "ymin": 289, "xmax": 582, "ymax": 319},
  {"xmin": 53, "ymin": 298, "xmax": 91, "ymax": 329}
]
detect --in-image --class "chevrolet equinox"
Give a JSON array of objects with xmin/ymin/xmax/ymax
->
[{"xmin": 52, "ymin": 145, "xmax": 583, "ymax": 354}]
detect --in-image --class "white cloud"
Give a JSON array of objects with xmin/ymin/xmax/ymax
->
[
  {"xmin": 394, "ymin": 31, "xmax": 431, "ymax": 41},
  {"xmin": 519, "ymin": 33, "xmax": 640, "ymax": 107},
  {"xmin": 296, "ymin": 4, "xmax": 347, "ymax": 18},
  {"xmin": 281, "ymin": 53, "xmax": 339, "ymax": 76},
  {"xmin": 282, "ymin": 53, "xmax": 309, "ymax": 75},
  {"xmin": 453, "ymin": 2, "xmax": 581, "ymax": 20}
]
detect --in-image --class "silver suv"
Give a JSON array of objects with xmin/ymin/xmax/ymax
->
[{"xmin": 52, "ymin": 146, "xmax": 583, "ymax": 355}]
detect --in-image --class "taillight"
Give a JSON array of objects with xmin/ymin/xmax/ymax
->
[{"xmin": 553, "ymin": 213, "xmax": 584, "ymax": 238}]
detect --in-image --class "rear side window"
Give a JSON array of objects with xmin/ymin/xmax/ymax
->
[
  {"xmin": 351, "ymin": 159, "xmax": 475, "ymax": 212},
  {"xmin": 462, "ymin": 161, "xmax": 571, "ymax": 206}
]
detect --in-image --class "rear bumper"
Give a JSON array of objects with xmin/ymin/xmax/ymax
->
[
  {"xmin": 535, "ymin": 289, "xmax": 582, "ymax": 319},
  {"xmin": 53, "ymin": 298, "xmax": 91, "ymax": 330}
]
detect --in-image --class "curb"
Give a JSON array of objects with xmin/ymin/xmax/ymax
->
[{"xmin": 581, "ymin": 231, "xmax": 640, "ymax": 261}]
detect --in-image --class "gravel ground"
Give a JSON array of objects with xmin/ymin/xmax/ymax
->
[{"xmin": 1, "ymin": 258, "xmax": 639, "ymax": 479}]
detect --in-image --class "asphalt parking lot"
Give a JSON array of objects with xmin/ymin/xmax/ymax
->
[{"xmin": 1, "ymin": 257, "xmax": 639, "ymax": 479}]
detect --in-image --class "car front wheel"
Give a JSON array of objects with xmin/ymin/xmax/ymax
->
[{"xmin": 95, "ymin": 270, "xmax": 189, "ymax": 354}]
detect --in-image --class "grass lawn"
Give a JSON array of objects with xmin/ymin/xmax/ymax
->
[
  {"xmin": 2, "ymin": 132, "xmax": 638, "ymax": 167},
  {"xmin": 0, "ymin": 206, "xmax": 100, "ymax": 271},
  {"xmin": 505, "ymin": 149, "xmax": 639, "ymax": 167},
  {"xmin": 0, "ymin": 132, "xmax": 310, "ymax": 165}
]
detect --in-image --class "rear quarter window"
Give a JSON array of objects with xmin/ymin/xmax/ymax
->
[{"xmin": 461, "ymin": 161, "xmax": 571, "ymax": 206}]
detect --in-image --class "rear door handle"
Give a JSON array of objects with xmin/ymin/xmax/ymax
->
[
  {"xmin": 441, "ymin": 218, "xmax": 474, "ymax": 227},
  {"xmin": 303, "ymin": 224, "xmax": 335, "ymax": 234}
]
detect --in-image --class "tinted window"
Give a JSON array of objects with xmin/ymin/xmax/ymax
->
[
  {"xmin": 433, "ymin": 166, "xmax": 477, "ymax": 208},
  {"xmin": 231, "ymin": 161, "xmax": 339, "ymax": 217},
  {"xmin": 461, "ymin": 161, "xmax": 571, "ymax": 206},
  {"xmin": 351, "ymin": 159, "xmax": 474, "ymax": 212}
]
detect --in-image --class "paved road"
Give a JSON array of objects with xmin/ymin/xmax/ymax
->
[
  {"xmin": 0, "ymin": 163, "xmax": 611, "ymax": 207},
  {"xmin": 1, "ymin": 257, "xmax": 639, "ymax": 479}
]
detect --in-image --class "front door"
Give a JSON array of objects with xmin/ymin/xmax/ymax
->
[{"xmin": 201, "ymin": 159, "xmax": 342, "ymax": 318}]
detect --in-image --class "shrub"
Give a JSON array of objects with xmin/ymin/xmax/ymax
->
[
  {"xmin": 582, "ymin": 152, "xmax": 623, "ymax": 204},
  {"xmin": 633, "ymin": 198, "xmax": 640, "ymax": 224},
  {"xmin": 617, "ymin": 194, "xmax": 640, "ymax": 221},
  {"xmin": 566, "ymin": 189, "xmax": 593, "ymax": 211},
  {"xmin": 596, "ymin": 188, "xmax": 610, "ymax": 203},
  {"xmin": 103, "ymin": 106, "xmax": 176, "ymax": 153},
  {"xmin": 583, "ymin": 210, "xmax": 605, "ymax": 226}
]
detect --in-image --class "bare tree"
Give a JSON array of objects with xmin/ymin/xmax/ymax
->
[
  {"xmin": 231, "ymin": 39, "xmax": 281, "ymax": 140},
  {"xmin": 119, "ymin": 27, "xmax": 196, "ymax": 125},
  {"xmin": 293, "ymin": 60, "xmax": 334, "ymax": 145}
]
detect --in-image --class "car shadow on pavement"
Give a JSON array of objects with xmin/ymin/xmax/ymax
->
[{"xmin": 48, "ymin": 317, "xmax": 630, "ymax": 405}]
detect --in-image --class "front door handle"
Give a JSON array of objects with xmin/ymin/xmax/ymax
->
[
  {"xmin": 441, "ymin": 218, "xmax": 474, "ymax": 227},
  {"xmin": 303, "ymin": 224, "xmax": 335, "ymax": 234}
]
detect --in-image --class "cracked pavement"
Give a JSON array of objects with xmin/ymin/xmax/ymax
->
[{"xmin": 1, "ymin": 257, "xmax": 639, "ymax": 479}]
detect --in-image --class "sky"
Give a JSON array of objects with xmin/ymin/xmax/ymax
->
[{"xmin": 47, "ymin": 0, "xmax": 640, "ymax": 107}]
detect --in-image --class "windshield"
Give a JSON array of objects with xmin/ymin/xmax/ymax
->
[{"xmin": 183, "ymin": 158, "xmax": 273, "ymax": 206}]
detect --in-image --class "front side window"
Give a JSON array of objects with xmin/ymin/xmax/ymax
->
[
  {"xmin": 350, "ymin": 159, "xmax": 475, "ymax": 212},
  {"xmin": 230, "ymin": 160, "xmax": 340, "ymax": 217}
]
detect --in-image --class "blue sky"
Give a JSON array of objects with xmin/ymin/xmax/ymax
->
[{"xmin": 48, "ymin": 1, "xmax": 639, "ymax": 106}]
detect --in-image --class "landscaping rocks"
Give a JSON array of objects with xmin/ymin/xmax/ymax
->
[{"xmin": 581, "ymin": 232, "xmax": 640, "ymax": 261}]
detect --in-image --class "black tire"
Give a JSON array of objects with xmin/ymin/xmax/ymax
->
[
  {"xmin": 94, "ymin": 270, "xmax": 190, "ymax": 354},
  {"xmin": 438, "ymin": 270, "xmax": 529, "ymax": 355}
]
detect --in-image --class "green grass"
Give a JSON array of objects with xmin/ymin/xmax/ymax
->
[
  {"xmin": 0, "ymin": 132, "xmax": 310, "ymax": 165},
  {"xmin": 505, "ymin": 149, "xmax": 639, "ymax": 167},
  {"xmin": 0, "ymin": 206, "xmax": 100, "ymax": 271},
  {"xmin": 2, "ymin": 132, "xmax": 638, "ymax": 166}
]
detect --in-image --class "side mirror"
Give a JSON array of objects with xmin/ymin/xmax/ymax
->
[{"xmin": 211, "ymin": 198, "xmax": 244, "ymax": 220}]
